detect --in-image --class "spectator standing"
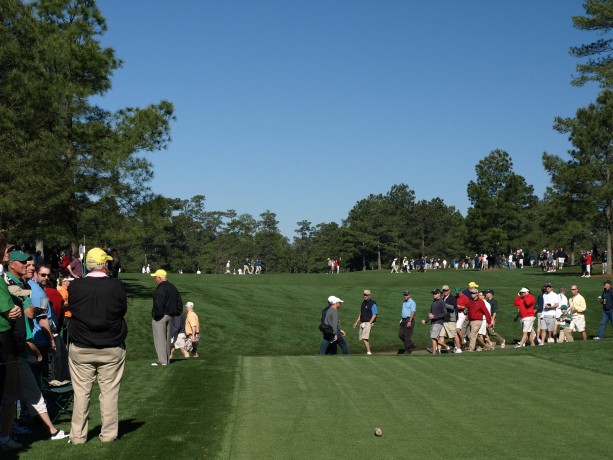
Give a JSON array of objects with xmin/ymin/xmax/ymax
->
[
  {"xmin": 568, "ymin": 285, "xmax": 587, "ymax": 341},
  {"xmin": 68, "ymin": 247, "xmax": 127, "ymax": 444},
  {"xmin": 185, "ymin": 302, "xmax": 201, "ymax": 357},
  {"xmin": 151, "ymin": 269, "xmax": 183, "ymax": 365}
]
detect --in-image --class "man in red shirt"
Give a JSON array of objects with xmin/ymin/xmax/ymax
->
[
  {"xmin": 466, "ymin": 287, "xmax": 492, "ymax": 351},
  {"xmin": 514, "ymin": 287, "xmax": 536, "ymax": 347}
]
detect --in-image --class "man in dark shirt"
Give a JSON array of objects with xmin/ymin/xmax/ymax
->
[
  {"xmin": 151, "ymin": 269, "xmax": 183, "ymax": 365},
  {"xmin": 353, "ymin": 289, "xmax": 378, "ymax": 355},
  {"xmin": 68, "ymin": 247, "xmax": 127, "ymax": 444},
  {"xmin": 421, "ymin": 289, "xmax": 447, "ymax": 354},
  {"xmin": 595, "ymin": 279, "xmax": 613, "ymax": 339}
]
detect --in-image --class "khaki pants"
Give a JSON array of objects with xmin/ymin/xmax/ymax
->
[
  {"xmin": 468, "ymin": 320, "xmax": 482, "ymax": 351},
  {"xmin": 69, "ymin": 344, "xmax": 126, "ymax": 443}
]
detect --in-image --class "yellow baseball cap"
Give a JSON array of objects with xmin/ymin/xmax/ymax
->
[
  {"xmin": 151, "ymin": 269, "xmax": 167, "ymax": 278},
  {"xmin": 85, "ymin": 247, "xmax": 113, "ymax": 268}
]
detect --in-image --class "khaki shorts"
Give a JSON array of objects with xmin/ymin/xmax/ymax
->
[
  {"xmin": 439, "ymin": 322, "xmax": 457, "ymax": 338},
  {"xmin": 521, "ymin": 316, "xmax": 535, "ymax": 333},
  {"xmin": 571, "ymin": 314, "xmax": 586, "ymax": 332},
  {"xmin": 359, "ymin": 322, "xmax": 373, "ymax": 340}
]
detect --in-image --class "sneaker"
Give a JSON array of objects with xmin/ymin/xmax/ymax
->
[
  {"xmin": 500, "ymin": 341, "xmax": 506, "ymax": 349},
  {"xmin": 366, "ymin": 352, "xmax": 372, "ymax": 355},
  {"xmin": 593, "ymin": 336, "xmax": 601, "ymax": 340},
  {"xmin": 454, "ymin": 348, "xmax": 463, "ymax": 354},
  {"xmin": 514, "ymin": 344, "xmax": 524, "ymax": 348},
  {"xmin": 435, "ymin": 349, "xmax": 441, "ymax": 354},
  {"xmin": 151, "ymin": 362, "xmax": 168, "ymax": 366},
  {"xmin": 547, "ymin": 337, "xmax": 555, "ymax": 343},
  {"xmin": 50, "ymin": 430, "xmax": 69, "ymax": 441},
  {"xmin": 11, "ymin": 421, "xmax": 32, "ymax": 435},
  {"xmin": 191, "ymin": 353, "xmax": 199, "ymax": 358},
  {"xmin": 426, "ymin": 347, "xmax": 433, "ymax": 354},
  {"xmin": 0, "ymin": 438, "xmax": 23, "ymax": 451}
]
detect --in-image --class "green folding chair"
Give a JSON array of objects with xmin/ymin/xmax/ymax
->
[{"xmin": 41, "ymin": 380, "xmax": 74, "ymax": 423}]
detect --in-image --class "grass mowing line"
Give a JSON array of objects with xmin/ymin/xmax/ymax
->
[
  {"xmin": 218, "ymin": 356, "xmax": 245, "ymax": 460},
  {"xmin": 224, "ymin": 355, "xmax": 613, "ymax": 459}
]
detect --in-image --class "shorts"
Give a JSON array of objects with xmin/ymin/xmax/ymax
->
[
  {"xmin": 521, "ymin": 316, "xmax": 535, "ymax": 333},
  {"xmin": 540, "ymin": 316, "xmax": 556, "ymax": 332},
  {"xmin": 359, "ymin": 322, "xmax": 373, "ymax": 341},
  {"xmin": 456, "ymin": 312, "xmax": 467, "ymax": 329},
  {"xmin": 571, "ymin": 314, "xmax": 586, "ymax": 332},
  {"xmin": 478, "ymin": 319, "xmax": 487, "ymax": 336},
  {"xmin": 430, "ymin": 323, "xmax": 443, "ymax": 339},
  {"xmin": 440, "ymin": 322, "xmax": 457, "ymax": 338}
]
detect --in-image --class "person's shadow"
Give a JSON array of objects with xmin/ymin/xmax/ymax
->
[{"xmin": 88, "ymin": 418, "xmax": 145, "ymax": 440}]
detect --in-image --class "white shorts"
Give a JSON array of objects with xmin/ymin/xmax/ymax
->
[
  {"xmin": 571, "ymin": 314, "xmax": 586, "ymax": 332},
  {"xmin": 478, "ymin": 319, "xmax": 487, "ymax": 335},
  {"xmin": 456, "ymin": 312, "xmax": 467, "ymax": 329},
  {"xmin": 521, "ymin": 316, "xmax": 535, "ymax": 333}
]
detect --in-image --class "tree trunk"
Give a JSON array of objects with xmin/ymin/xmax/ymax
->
[{"xmin": 377, "ymin": 246, "xmax": 381, "ymax": 270}]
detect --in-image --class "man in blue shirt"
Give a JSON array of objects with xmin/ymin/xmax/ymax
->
[
  {"xmin": 28, "ymin": 263, "xmax": 57, "ymax": 380},
  {"xmin": 398, "ymin": 290, "xmax": 416, "ymax": 354}
]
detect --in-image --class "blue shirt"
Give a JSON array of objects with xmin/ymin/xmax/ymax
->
[
  {"xmin": 401, "ymin": 298, "xmax": 416, "ymax": 319},
  {"xmin": 28, "ymin": 280, "xmax": 57, "ymax": 346}
]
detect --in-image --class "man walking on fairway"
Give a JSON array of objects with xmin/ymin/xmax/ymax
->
[
  {"xmin": 398, "ymin": 290, "xmax": 416, "ymax": 354},
  {"xmin": 353, "ymin": 290, "xmax": 378, "ymax": 355}
]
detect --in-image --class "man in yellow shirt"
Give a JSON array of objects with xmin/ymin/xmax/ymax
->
[
  {"xmin": 185, "ymin": 302, "xmax": 200, "ymax": 357},
  {"xmin": 569, "ymin": 284, "xmax": 587, "ymax": 340}
]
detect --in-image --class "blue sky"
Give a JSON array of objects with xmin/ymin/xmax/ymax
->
[{"xmin": 95, "ymin": 0, "xmax": 600, "ymax": 236}]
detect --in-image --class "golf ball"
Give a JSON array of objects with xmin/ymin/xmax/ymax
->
[{"xmin": 374, "ymin": 427, "xmax": 382, "ymax": 437}]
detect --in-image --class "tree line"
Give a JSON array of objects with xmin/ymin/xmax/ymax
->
[{"xmin": 1, "ymin": 0, "xmax": 612, "ymax": 274}]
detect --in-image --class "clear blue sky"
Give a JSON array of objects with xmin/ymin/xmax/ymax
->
[{"xmin": 95, "ymin": 0, "xmax": 600, "ymax": 236}]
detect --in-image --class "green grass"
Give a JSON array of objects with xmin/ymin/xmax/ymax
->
[{"xmin": 13, "ymin": 267, "xmax": 613, "ymax": 459}]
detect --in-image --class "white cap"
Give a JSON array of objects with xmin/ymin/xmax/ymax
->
[
  {"xmin": 185, "ymin": 301, "xmax": 194, "ymax": 308},
  {"xmin": 328, "ymin": 296, "xmax": 344, "ymax": 304},
  {"xmin": 519, "ymin": 287, "xmax": 529, "ymax": 293}
]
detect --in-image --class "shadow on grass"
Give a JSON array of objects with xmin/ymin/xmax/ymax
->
[{"xmin": 87, "ymin": 418, "xmax": 145, "ymax": 441}]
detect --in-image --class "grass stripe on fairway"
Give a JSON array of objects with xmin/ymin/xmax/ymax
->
[{"xmin": 220, "ymin": 355, "xmax": 613, "ymax": 460}]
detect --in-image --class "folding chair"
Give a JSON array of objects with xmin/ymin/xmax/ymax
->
[{"xmin": 41, "ymin": 380, "xmax": 74, "ymax": 423}]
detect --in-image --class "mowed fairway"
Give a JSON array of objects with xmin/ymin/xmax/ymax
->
[
  {"xmin": 220, "ymin": 355, "xmax": 613, "ymax": 459},
  {"xmin": 15, "ymin": 268, "xmax": 613, "ymax": 459}
]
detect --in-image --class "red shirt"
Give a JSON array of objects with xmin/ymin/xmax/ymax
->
[
  {"xmin": 45, "ymin": 286, "xmax": 64, "ymax": 322},
  {"xmin": 514, "ymin": 293, "xmax": 536, "ymax": 318},
  {"xmin": 466, "ymin": 297, "xmax": 492, "ymax": 323}
]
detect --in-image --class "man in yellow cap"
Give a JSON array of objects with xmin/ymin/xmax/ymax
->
[
  {"xmin": 150, "ymin": 269, "xmax": 183, "ymax": 366},
  {"xmin": 67, "ymin": 247, "xmax": 127, "ymax": 444}
]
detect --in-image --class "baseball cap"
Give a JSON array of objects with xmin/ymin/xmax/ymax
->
[
  {"xmin": 403, "ymin": 290, "xmax": 411, "ymax": 295},
  {"xmin": 604, "ymin": 280, "xmax": 612, "ymax": 285},
  {"xmin": 545, "ymin": 283, "xmax": 553, "ymax": 288},
  {"xmin": 329, "ymin": 296, "xmax": 344, "ymax": 304},
  {"xmin": 560, "ymin": 304, "xmax": 568, "ymax": 310},
  {"xmin": 85, "ymin": 247, "xmax": 113, "ymax": 269},
  {"xmin": 9, "ymin": 250, "xmax": 32, "ymax": 263},
  {"xmin": 151, "ymin": 269, "xmax": 167, "ymax": 278},
  {"xmin": 363, "ymin": 290, "xmax": 371, "ymax": 296},
  {"xmin": 468, "ymin": 281, "xmax": 479, "ymax": 288},
  {"xmin": 441, "ymin": 285, "xmax": 450, "ymax": 291},
  {"xmin": 519, "ymin": 287, "xmax": 530, "ymax": 293},
  {"xmin": 431, "ymin": 289, "xmax": 442, "ymax": 294},
  {"xmin": 185, "ymin": 301, "xmax": 194, "ymax": 308},
  {"xmin": 485, "ymin": 289, "xmax": 495, "ymax": 295}
]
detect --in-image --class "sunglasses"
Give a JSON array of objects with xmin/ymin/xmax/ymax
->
[{"xmin": 38, "ymin": 273, "xmax": 51, "ymax": 278}]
